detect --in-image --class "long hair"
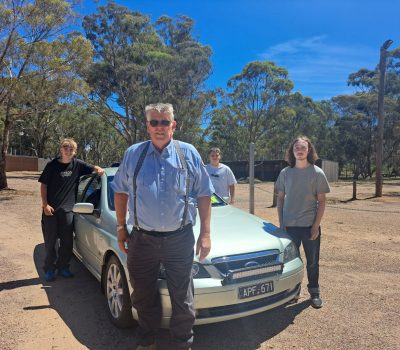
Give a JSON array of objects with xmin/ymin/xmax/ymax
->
[{"xmin": 285, "ymin": 136, "xmax": 318, "ymax": 167}]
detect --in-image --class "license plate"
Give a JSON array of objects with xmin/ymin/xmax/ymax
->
[{"xmin": 238, "ymin": 281, "xmax": 274, "ymax": 299}]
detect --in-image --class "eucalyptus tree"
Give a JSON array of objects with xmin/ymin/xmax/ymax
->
[
  {"xmin": 207, "ymin": 61, "xmax": 293, "ymax": 160},
  {"xmin": 17, "ymin": 33, "xmax": 93, "ymax": 158},
  {"xmin": 280, "ymin": 94, "xmax": 336, "ymax": 159},
  {"xmin": 153, "ymin": 15, "xmax": 214, "ymax": 145},
  {"xmin": 331, "ymin": 94, "xmax": 376, "ymax": 179},
  {"xmin": 45, "ymin": 106, "xmax": 126, "ymax": 166},
  {"xmin": 347, "ymin": 49, "xmax": 400, "ymax": 175},
  {"xmin": 206, "ymin": 106, "xmax": 249, "ymax": 160},
  {"xmin": 83, "ymin": 2, "xmax": 213, "ymax": 147},
  {"xmin": 0, "ymin": 0, "xmax": 77, "ymax": 189}
]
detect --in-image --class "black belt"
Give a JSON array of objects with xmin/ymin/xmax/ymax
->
[{"xmin": 133, "ymin": 223, "xmax": 192, "ymax": 237}]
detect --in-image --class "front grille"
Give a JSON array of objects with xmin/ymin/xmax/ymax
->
[
  {"xmin": 212, "ymin": 250, "xmax": 280, "ymax": 275},
  {"xmin": 196, "ymin": 283, "xmax": 300, "ymax": 319}
]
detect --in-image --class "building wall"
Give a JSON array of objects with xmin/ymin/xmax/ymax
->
[
  {"xmin": 224, "ymin": 159, "xmax": 339, "ymax": 183},
  {"xmin": 321, "ymin": 159, "xmax": 339, "ymax": 182},
  {"xmin": 38, "ymin": 158, "xmax": 51, "ymax": 171},
  {"xmin": 5, "ymin": 156, "xmax": 51, "ymax": 172}
]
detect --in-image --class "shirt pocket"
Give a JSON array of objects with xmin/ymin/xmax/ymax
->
[
  {"xmin": 137, "ymin": 169, "xmax": 157, "ymax": 187},
  {"xmin": 172, "ymin": 168, "xmax": 189, "ymax": 196}
]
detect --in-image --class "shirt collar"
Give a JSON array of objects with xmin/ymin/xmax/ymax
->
[{"xmin": 147, "ymin": 139, "xmax": 174, "ymax": 157}]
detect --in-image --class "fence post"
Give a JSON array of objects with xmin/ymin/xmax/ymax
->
[
  {"xmin": 249, "ymin": 143, "xmax": 255, "ymax": 214},
  {"xmin": 271, "ymin": 182, "xmax": 277, "ymax": 207}
]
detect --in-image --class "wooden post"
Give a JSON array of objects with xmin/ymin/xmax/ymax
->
[
  {"xmin": 352, "ymin": 178, "xmax": 357, "ymax": 200},
  {"xmin": 376, "ymin": 39, "xmax": 393, "ymax": 197},
  {"xmin": 272, "ymin": 182, "xmax": 277, "ymax": 207},
  {"xmin": 249, "ymin": 143, "xmax": 255, "ymax": 214}
]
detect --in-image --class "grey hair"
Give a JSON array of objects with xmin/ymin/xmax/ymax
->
[{"xmin": 145, "ymin": 103, "xmax": 174, "ymax": 120}]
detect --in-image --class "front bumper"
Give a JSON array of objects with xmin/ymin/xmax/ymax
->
[{"xmin": 151, "ymin": 257, "xmax": 304, "ymax": 327}]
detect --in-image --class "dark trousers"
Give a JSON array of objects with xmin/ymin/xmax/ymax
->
[
  {"xmin": 127, "ymin": 225, "xmax": 195, "ymax": 349},
  {"xmin": 41, "ymin": 209, "xmax": 74, "ymax": 272},
  {"xmin": 286, "ymin": 226, "xmax": 321, "ymax": 295}
]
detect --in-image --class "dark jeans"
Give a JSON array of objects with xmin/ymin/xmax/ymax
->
[
  {"xmin": 41, "ymin": 209, "xmax": 74, "ymax": 272},
  {"xmin": 286, "ymin": 226, "xmax": 321, "ymax": 295},
  {"xmin": 127, "ymin": 224, "xmax": 195, "ymax": 349}
]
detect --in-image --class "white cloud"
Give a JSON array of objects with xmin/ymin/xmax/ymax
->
[{"xmin": 259, "ymin": 36, "xmax": 378, "ymax": 100}]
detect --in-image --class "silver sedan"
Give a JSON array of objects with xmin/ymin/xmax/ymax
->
[{"xmin": 73, "ymin": 168, "xmax": 304, "ymax": 328}]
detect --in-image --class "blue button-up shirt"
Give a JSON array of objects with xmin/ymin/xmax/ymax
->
[{"xmin": 111, "ymin": 139, "xmax": 214, "ymax": 232}]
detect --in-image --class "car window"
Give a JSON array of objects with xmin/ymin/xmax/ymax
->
[
  {"xmin": 106, "ymin": 175, "xmax": 226, "ymax": 211},
  {"xmin": 77, "ymin": 176, "xmax": 94, "ymax": 202},
  {"xmin": 82, "ymin": 176, "xmax": 102, "ymax": 209},
  {"xmin": 107, "ymin": 176, "xmax": 115, "ymax": 211},
  {"xmin": 211, "ymin": 194, "xmax": 227, "ymax": 206}
]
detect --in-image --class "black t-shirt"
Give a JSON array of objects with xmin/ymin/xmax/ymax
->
[{"xmin": 38, "ymin": 157, "xmax": 94, "ymax": 211}]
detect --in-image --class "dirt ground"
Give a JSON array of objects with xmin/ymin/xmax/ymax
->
[{"xmin": 1, "ymin": 172, "xmax": 399, "ymax": 350}]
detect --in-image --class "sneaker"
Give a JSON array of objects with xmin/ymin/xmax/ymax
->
[
  {"xmin": 58, "ymin": 268, "xmax": 74, "ymax": 278},
  {"xmin": 45, "ymin": 270, "xmax": 56, "ymax": 282},
  {"xmin": 310, "ymin": 293, "xmax": 323, "ymax": 308}
]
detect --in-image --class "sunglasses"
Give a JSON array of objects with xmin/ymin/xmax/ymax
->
[
  {"xmin": 62, "ymin": 145, "xmax": 74, "ymax": 150},
  {"xmin": 148, "ymin": 119, "xmax": 172, "ymax": 127}
]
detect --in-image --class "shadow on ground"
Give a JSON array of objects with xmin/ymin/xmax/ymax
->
[
  {"xmin": 2, "ymin": 244, "xmax": 309, "ymax": 350},
  {"xmin": 6, "ymin": 175, "xmax": 40, "ymax": 180}
]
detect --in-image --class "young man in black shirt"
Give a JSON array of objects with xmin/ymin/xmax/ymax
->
[{"xmin": 39, "ymin": 138, "xmax": 104, "ymax": 282}]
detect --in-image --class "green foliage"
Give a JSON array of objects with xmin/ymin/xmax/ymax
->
[
  {"xmin": 343, "ymin": 53, "xmax": 400, "ymax": 177},
  {"xmin": 1, "ymin": 0, "xmax": 399, "ymax": 186},
  {"xmin": 0, "ymin": 0, "xmax": 83, "ymax": 189},
  {"xmin": 207, "ymin": 61, "xmax": 294, "ymax": 160},
  {"xmin": 82, "ymin": 3, "xmax": 214, "ymax": 146},
  {"xmin": 48, "ymin": 106, "xmax": 126, "ymax": 166},
  {"xmin": 331, "ymin": 94, "xmax": 376, "ymax": 178}
]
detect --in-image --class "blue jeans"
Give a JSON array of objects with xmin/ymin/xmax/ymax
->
[{"xmin": 286, "ymin": 226, "xmax": 321, "ymax": 295}]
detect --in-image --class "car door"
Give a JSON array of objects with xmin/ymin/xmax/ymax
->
[{"xmin": 74, "ymin": 175, "xmax": 103, "ymax": 273}]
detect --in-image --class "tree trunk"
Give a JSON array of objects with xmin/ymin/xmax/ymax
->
[
  {"xmin": 0, "ymin": 110, "xmax": 11, "ymax": 190},
  {"xmin": 352, "ymin": 179, "xmax": 357, "ymax": 200},
  {"xmin": 352, "ymin": 163, "xmax": 358, "ymax": 200}
]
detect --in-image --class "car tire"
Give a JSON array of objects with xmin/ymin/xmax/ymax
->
[{"xmin": 104, "ymin": 255, "xmax": 136, "ymax": 328}]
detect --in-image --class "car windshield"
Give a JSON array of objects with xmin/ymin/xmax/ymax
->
[{"xmin": 107, "ymin": 175, "xmax": 227, "ymax": 211}]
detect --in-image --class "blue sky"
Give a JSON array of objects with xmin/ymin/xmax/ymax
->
[{"xmin": 80, "ymin": 0, "xmax": 400, "ymax": 101}]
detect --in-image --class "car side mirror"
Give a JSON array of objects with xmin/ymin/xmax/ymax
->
[{"xmin": 73, "ymin": 203, "xmax": 94, "ymax": 214}]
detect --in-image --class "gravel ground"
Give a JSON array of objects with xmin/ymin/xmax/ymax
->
[{"xmin": 0, "ymin": 172, "xmax": 399, "ymax": 350}]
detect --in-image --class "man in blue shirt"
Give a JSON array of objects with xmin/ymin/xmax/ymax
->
[{"xmin": 112, "ymin": 103, "xmax": 214, "ymax": 350}]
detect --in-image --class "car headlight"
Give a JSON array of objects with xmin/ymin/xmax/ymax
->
[
  {"xmin": 283, "ymin": 241, "xmax": 299, "ymax": 263},
  {"xmin": 158, "ymin": 262, "xmax": 210, "ymax": 279}
]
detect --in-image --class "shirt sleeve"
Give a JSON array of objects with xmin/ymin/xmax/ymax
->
[
  {"xmin": 190, "ymin": 148, "xmax": 214, "ymax": 197},
  {"xmin": 110, "ymin": 149, "xmax": 130, "ymax": 195},
  {"xmin": 316, "ymin": 170, "xmax": 331, "ymax": 194},
  {"xmin": 38, "ymin": 162, "xmax": 51, "ymax": 184},
  {"xmin": 226, "ymin": 167, "xmax": 237, "ymax": 185},
  {"xmin": 77, "ymin": 159, "xmax": 95, "ymax": 176},
  {"xmin": 275, "ymin": 169, "xmax": 286, "ymax": 193}
]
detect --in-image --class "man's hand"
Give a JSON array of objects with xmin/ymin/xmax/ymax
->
[
  {"xmin": 94, "ymin": 166, "xmax": 105, "ymax": 176},
  {"xmin": 196, "ymin": 233, "xmax": 211, "ymax": 261},
  {"xmin": 43, "ymin": 204, "xmax": 54, "ymax": 216},
  {"xmin": 196, "ymin": 196, "xmax": 212, "ymax": 261},
  {"xmin": 310, "ymin": 225, "xmax": 320, "ymax": 240},
  {"xmin": 117, "ymin": 227, "xmax": 129, "ymax": 254}
]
